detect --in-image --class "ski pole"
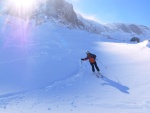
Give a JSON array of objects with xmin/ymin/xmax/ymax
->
[
  {"xmin": 96, "ymin": 59, "xmax": 107, "ymax": 69},
  {"xmin": 81, "ymin": 60, "xmax": 83, "ymax": 68}
]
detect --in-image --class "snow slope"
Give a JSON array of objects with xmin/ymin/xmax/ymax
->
[{"xmin": 0, "ymin": 15, "xmax": 150, "ymax": 113}]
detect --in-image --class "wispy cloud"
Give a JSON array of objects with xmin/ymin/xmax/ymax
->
[
  {"xmin": 78, "ymin": 12, "xmax": 105, "ymax": 24},
  {"xmin": 81, "ymin": 14, "xmax": 99, "ymax": 22}
]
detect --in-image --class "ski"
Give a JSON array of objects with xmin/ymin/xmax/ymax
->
[
  {"xmin": 93, "ymin": 72, "xmax": 103, "ymax": 78},
  {"xmin": 97, "ymin": 74, "xmax": 103, "ymax": 78}
]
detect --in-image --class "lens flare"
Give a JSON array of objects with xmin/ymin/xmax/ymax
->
[
  {"xmin": 4, "ymin": 0, "xmax": 40, "ymax": 19},
  {"xmin": 1, "ymin": 0, "xmax": 39, "ymax": 46},
  {"xmin": 1, "ymin": 0, "xmax": 46, "ymax": 46}
]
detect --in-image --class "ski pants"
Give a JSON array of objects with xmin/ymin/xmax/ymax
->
[{"xmin": 90, "ymin": 62, "xmax": 100, "ymax": 72}]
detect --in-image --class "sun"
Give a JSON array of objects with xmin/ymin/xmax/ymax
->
[
  {"xmin": 5, "ymin": 0, "xmax": 47, "ymax": 19},
  {"xmin": 9, "ymin": 0, "xmax": 36, "ymax": 9},
  {"xmin": 5, "ymin": 0, "xmax": 39, "ymax": 19}
]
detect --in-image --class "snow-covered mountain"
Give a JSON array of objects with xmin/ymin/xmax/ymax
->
[{"xmin": 1, "ymin": 0, "xmax": 150, "ymax": 42}]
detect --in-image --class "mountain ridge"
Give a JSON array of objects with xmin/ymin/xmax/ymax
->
[{"xmin": 1, "ymin": 0, "xmax": 150, "ymax": 41}]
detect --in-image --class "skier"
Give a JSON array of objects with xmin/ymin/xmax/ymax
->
[{"xmin": 81, "ymin": 51, "xmax": 100, "ymax": 74}]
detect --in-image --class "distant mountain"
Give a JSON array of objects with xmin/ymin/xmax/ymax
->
[
  {"xmin": 105, "ymin": 23, "xmax": 150, "ymax": 35},
  {"xmin": 1, "ymin": 0, "xmax": 150, "ymax": 41}
]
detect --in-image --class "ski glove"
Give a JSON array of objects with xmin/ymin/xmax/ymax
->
[{"xmin": 81, "ymin": 58, "xmax": 84, "ymax": 61}]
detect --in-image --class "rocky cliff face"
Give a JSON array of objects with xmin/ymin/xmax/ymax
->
[
  {"xmin": 32, "ymin": 0, "xmax": 84, "ymax": 27},
  {"xmin": 45, "ymin": 0, "xmax": 82, "ymax": 27}
]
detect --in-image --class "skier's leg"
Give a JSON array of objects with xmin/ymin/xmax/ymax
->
[
  {"xmin": 90, "ymin": 63, "xmax": 95, "ymax": 72},
  {"xmin": 94, "ymin": 62, "xmax": 100, "ymax": 72}
]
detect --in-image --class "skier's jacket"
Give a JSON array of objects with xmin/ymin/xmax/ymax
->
[{"xmin": 83, "ymin": 53, "xmax": 96, "ymax": 63}]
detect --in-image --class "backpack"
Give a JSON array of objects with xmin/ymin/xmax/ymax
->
[{"xmin": 91, "ymin": 53, "xmax": 96, "ymax": 59}]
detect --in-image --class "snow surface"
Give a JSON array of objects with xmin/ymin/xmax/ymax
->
[{"xmin": 0, "ymin": 15, "xmax": 150, "ymax": 113}]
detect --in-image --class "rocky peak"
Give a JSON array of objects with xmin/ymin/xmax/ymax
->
[{"xmin": 45, "ymin": 0, "xmax": 81, "ymax": 27}]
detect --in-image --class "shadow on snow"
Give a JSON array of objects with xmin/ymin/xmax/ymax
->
[{"xmin": 101, "ymin": 76, "xmax": 130, "ymax": 94}]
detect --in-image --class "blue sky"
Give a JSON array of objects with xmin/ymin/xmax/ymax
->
[{"xmin": 66, "ymin": 0, "xmax": 150, "ymax": 27}]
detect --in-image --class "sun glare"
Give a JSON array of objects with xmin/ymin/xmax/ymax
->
[
  {"xmin": 5, "ymin": 0, "xmax": 40, "ymax": 19},
  {"xmin": 10, "ymin": 0, "xmax": 35, "ymax": 8},
  {"xmin": 4, "ymin": 0, "xmax": 47, "ymax": 19}
]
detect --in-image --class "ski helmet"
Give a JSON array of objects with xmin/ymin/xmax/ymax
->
[{"xmin": 86, "ymin": 51, "xmax": 90, "ymax": 54}]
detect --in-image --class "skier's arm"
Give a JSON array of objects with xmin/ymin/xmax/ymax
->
[{"xmin": 81, "ymin": 57, "xmax": 88, "ymax": 61}]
